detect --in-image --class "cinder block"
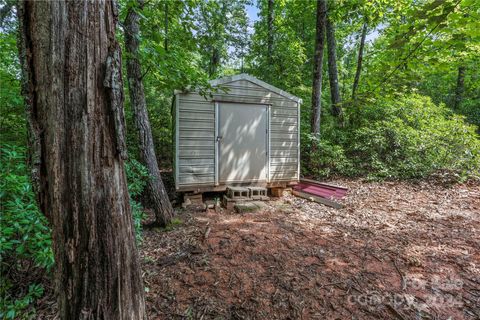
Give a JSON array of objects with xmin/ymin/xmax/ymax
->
[
  {"xmin": 247, "ymin": 187, "xmax": 267, "ymax": 199},
  {"xmin": 234, "ymin": 201, "xmax": 267, "ymax": 213},
  {"xmin": 227, "ymin": 186, "xmax": 250, "ymax": 199},
  {"xmin": 222, "ymin": 195, "xmax": 236, "ymax": 210}
]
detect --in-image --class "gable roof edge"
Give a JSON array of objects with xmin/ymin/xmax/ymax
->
[{"xmin": 209, "ymin": 73, "xmax": 303, "ymax": 104}]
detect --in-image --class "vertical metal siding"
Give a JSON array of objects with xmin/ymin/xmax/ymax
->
[
  {"xmin": 214, "ymin": 102, "xmax": 219, "ymax": 186},
  {"xmin": 175, "ymin": 79, "xmax": 299, "ymax": 188},
  {"xmin": 177, "ymin": 93, "xmax": 215, "ymax": 186}
]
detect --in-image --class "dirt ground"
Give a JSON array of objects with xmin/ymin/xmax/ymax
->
[{"xmin": 141, "ymin": 179, "xmax": 480, "ymax": 319}]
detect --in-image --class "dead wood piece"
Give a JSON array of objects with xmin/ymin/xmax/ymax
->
[
  {"xmin": 292, "ymin": 190, "xmax": 344, "ymax": 209},
  {"xmin": 204, "ymin": 226, "xmax": 211, "ymax": 241}
]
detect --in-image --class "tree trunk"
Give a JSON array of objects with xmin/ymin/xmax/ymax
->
[
  {"xmin": 267, "ymin": 0, "xmax": 274, "ymax": 64},
  {"xmin": 453, "ymin": 65, "xmax": 465, "ymax": 110},
  {"xmin": 164, "ymin": 1, "xmax": 169, "ymax": 52},
  {"xmin": 17, "ymin": 1, "xmax": 146, "ymax": 319},
  {"xmin": 311, "ymin": 0, "xmax": 327, "ymax": 138},
  {"xmin": 209, "ymin": 47, "xmax": 220, "ymax": 77},
  {"xmin": 352, "ymin": 22, "xmax": 367, "ymax": 100},
  {"xmin": 325, "ymin": 7, "xmax": 342, "ymax": 119},
  {"xmin": 125, "ymin": 0, "xmax": 174, "ymax": 227}
]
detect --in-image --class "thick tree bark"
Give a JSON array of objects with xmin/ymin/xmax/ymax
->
[
  {"xmin": 310, "ymin": 0, "xmax": 327, "ymax": 138},
  {"xmin": 352, "ymin": 22, "xmax": 367, "ymax": 100},
  {"xmin": 453, "ymin": 65, "xmax": 465, "ymax": 110},
  {"xmin": 125, "ymin": 0, "xmax": 174, "ymax": 227},
  {"xmin": 267, "ymin": 0, "xmax": 274, "ymax": 64},
  {"xmin": 325, "ymin": 7, "xmax": 342, "ymax": 119},
  {"xmin": 17, "ymin": 1, "xmax": 146, "ymax": 319}
]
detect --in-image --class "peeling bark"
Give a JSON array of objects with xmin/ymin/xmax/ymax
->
[
  {"xmin": 104, "ymin": 44, "xmax": 128, "ymax": 160},
  {"xmin": 310, "ymin": 0, "xmax": 327, "ymax": 139},
  {"xmin": 17, "ymin": 1, "xmax": 146, "ymax": 318},
  {"xmin": 125, "ymin": 0, "xmax": 174, "ymax": 227}
]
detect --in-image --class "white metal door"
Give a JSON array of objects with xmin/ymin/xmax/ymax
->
[{"xmin": 217, "ymin": 103, "xmax": 268, "ymax": 184}]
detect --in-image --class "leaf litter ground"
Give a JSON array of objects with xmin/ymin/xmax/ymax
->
[
  {"xmin": 34, "ymin": 179, "xmax": 480, "ymax": 319},
  {"xmin": 141, "ymin": 179, "xmax": 480, "ymax": 319}
]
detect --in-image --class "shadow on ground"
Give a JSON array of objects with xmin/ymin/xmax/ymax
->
[{"xmin": 141, "ymin": 179, "xmax": 480, "ymax": 319}]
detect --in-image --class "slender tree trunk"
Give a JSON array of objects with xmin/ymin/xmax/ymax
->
[
  {"xmin": 325, "ymin": 6, "xmax": 342, "ymax": 119},
  {"xmin": 208, "ymin": 1, "xmax": 227, "ymax": 77},
  {"xmin": 210, "ymin": 47, "xmax": 220, "ymax": 77},
  {"xmin": 352, "ymin": 22, "xmax": 367, "ymax": 100},
  {"xmin": 453, "ymin": 65, "xmax": 466, "ymax": 110},
  {"xmin": 17, "ymin": 1, "xmax": 146, "ymax": 319},
  {"xmin": 267, "ymin": 0, "xmax": 274, "ymax": 64},
  {"xmin": 164, "ymin": 1, "xmax": 169, "ymax": 52},
  {"xmin": 125, "ymin": 0, "xmax": 174, "ymax": 227},
  {"xmin": 311, "ymin": 0, "xmax": 327, "ymax": 138}
]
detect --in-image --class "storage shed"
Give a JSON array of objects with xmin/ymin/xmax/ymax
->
[{"xmin": 173, "ymin": 73, "xmax": 302, "ymax": 192}]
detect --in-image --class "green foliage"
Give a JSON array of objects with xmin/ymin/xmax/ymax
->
[
  {"xmin": 1, "ymin": 0, "xmax": 479, "ymax": 316},
  {"xmin": 307, "ymin": 94, "xmax": 480, "ymax": 180},
  {"xmin": 152, "ymin": 217, "xmax": 183, "ymax": 233},
  {"xmin": 0, "ymin": 145, "xmax": 53, "ymax": 319},
  {"xmin": 0, "ymin": 31, "xmax": 25, "ymax": 148},
  {"xmin": 164, "ymin": 217, "xmax": 183, "ymax": 231},
  {"xmin": 0, "ymin": 284, "xmax": 44, "ymax": 320},
  {"xmin": 125, "ymin": 159, "xmax": 149, "ymax": 240},
  {"xmin": 308, "ymin": 137, "xmax": 355, "ymax": 178},
  {"xmin": 0, "ymin": 146, "xmax": 150, "ymax": 318}
]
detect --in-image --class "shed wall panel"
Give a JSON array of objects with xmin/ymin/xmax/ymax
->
[
  {"xmin": 177, "ymin": 93, "xmax": 215, "ymax": 186},
  {"xmin": 175, "ymin": 77, "xmax": 300, "ymax": 189}
]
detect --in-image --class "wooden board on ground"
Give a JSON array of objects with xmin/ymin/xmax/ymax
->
[
  {"xmin": 292, "ymin": 190, "xmax": 344, "ymax": 209},
  {"xmin": 300, "ymin": 178, "xmax": 348, "ymax": 191}
]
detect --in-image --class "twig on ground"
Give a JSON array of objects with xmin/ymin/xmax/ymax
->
[{"xmin": 393, "ymin": 258, "xmax": 406, "ymax": 290}]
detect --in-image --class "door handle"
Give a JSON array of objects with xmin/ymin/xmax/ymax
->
[{"xmin": 216, "ymin": 136, "xmax": 223, "ymax": 142}]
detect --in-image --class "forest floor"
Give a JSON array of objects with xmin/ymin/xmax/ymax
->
[{"xmin": 141, "ymin": 179, "xmax": 480, "ymax": 320}]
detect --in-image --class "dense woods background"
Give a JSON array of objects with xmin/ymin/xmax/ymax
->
[{"xmin": 0, "ymin": 0, "xmax": 479, "ymax": 318}]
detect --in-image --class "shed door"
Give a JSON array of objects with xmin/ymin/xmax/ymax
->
[{"xmin": 218, "ymin": 103, "xmax": 268, "ymax": 184}]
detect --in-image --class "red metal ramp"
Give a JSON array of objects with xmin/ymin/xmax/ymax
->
[{"xmin": 292, "ymin": 179, "xmax": 348, "ymax": 208}]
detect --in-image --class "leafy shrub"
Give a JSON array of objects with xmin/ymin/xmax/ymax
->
[
  {"xmin": 305, "ymin": 133, "xmax": 354, "ymax": 178},
  {"xmin": 348, "ymin": 94, "xmax": 480, "ymax": 179},
  {"xmin": 305, "ymin": 94, "xmax": 480, "ymax": 180},
  {"xmin": 125, "ymin": 159, "xmax": 149, "ymax": 241},
  {"xmin": 0, "ymin": 146, "xmax": 149, "ymax": 318},
  {"xmin": 0, "ymin": 145, "xmax": 53, "ymax": 319}
]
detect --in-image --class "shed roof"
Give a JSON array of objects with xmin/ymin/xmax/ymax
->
[{"xmin": 209, "ymin": 73, "xmax": 303, "ymax": 104}]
